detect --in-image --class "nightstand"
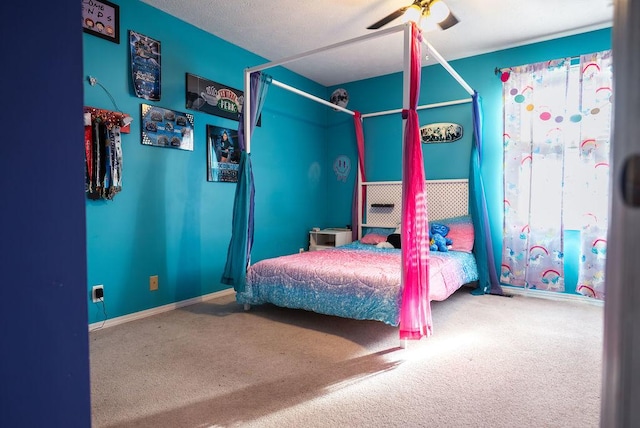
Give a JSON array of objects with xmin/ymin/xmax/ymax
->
[{"xmin": 309, "ymin": 229, "xmax": 352, "ymax": 251}]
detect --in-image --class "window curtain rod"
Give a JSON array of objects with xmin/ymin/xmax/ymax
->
[{"xmin": 495, "ymin": 56, "xmax": 582, "ymax": 75}]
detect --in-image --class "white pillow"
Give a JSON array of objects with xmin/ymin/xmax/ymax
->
[{"xmin": 376, "ymin": 241, "xmax": 395, "ymax": 249}]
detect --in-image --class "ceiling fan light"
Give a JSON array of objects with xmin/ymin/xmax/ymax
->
[
  {"xmin": 420, "ymin": 16, "xmax": 439, "ymax": 32},
  {"xmin": 402, "ymin": 4, "xmax": 422, "ymax": 23},
  {"xmin": 428, "ymin": 0, "xmax": 451, "ymax": 24}
]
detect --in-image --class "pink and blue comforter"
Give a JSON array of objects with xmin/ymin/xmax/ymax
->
[{"xmin": 236, "ymin": 242, "xmax": 478, "ymax": 326}]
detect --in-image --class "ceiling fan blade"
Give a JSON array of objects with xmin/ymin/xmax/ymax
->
[
  {"xmin": 437, "ymin": 11, "xmax": 458, "ymax": 30},
  {"xmin": 367, "ymin": 7, "xmax": 409, "ymax": 30}
]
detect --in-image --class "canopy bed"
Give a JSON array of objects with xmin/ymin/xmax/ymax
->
[{"xmin": 222, "ymin": 22, "xmax": 500, "ymax": 344}]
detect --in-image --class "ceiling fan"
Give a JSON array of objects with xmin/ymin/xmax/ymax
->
[{"xmin": 367, "ymin": 0, "xmax": 459, "ymax": 31}]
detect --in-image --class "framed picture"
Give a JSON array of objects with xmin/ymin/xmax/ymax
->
[
  {"xmin": 130, "ymin": 31, "xmax": 161, "ymax": 101},
  {"xmin": 82, "ymin": 0, "xmax": 120, "ymax": 44},
  {"xmin": 186, "ymin": 73, "xmax": 260, "ymax": 125},
  {"xmin": 141, "ymin": 104, "xmax": 194, "ymax": 151},
  {"xmin": 206, "ymin": 125, "xmax": 240, "ymax": 182}
]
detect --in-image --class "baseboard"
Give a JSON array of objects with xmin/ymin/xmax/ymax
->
[
  {"xmin": 500, "ymin": 285, "xmax": 604, "ymax": 307},
  {"xmin": 88, "ymin": 288, "xmax": 235, "ymax": 331}
]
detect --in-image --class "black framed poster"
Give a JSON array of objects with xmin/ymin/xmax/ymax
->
[
  {"xmin": 130, "ymin": 30, "xmax": 161, "ymax": 101},
  {"xmin": 141, "ymin": 104, "xmax": 194, "ymax": 151},
  {"xmin": 82, "ymin": 0, "xmax": 120, "ymax": 44},
  {"xmin": 206, "ymin": 125, "xmax": 239, "ymax": 182},
  {"xmin": 186, "ymin": 73, "xmax": 259, "ymax": 125}
]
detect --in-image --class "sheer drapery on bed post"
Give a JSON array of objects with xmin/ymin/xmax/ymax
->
[
  {"xmin": 352, "ymin": 111, "xmax": 365, "ymax": 242},
  {"xmin": 399, "ymin": 23, "xmax": 432, "ymax": 340},
  {"xmin": 470, "ymin": 93, "xmax": 502, "ymax": 295},
  {"xmin": 221, "ymin": 72, "xmax": 271, "ymax": 292}
]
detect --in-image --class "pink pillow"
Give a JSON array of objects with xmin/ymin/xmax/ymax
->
[
  {"xmin": 360, "ymin": 233, "xmax": 388, "ymax": 245},
  {"xmin": 442, "ymin": 217, "xmax": 475, "ymax": 253}
]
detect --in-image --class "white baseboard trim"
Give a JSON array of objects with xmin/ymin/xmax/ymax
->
[
  {"xmin": 501, "ymin": 285, "xmax": 604, "ymax": 307},
  {"xmin": 89, "ymin": 288, "xmax": 235, "ymax": 331}
]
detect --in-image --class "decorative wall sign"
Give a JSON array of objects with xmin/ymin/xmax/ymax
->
[
  {"xmin": 333, "ymin": 155, "xmax": 351, "ymax": 182},
  {"xmin": 420, "ymin": 122, "xmax": 463, "ymax": 144},
  {"xmin": 141, "ymin": 104, "xmax": 194, "ymax": 151},
  {"xmin": 206, "ymin": 125, "xmax": 239, "ymax": 182},
  {"xmin": 186, "ymin": 73, "xmax": 259, "ymax": 125},
  {"xmin": 82, "ymin": 0, "xmax": 120, "ymax": 44},
  {"xmin": 130, "ymin": 31, "xmax": 161, "ymax": 101}
]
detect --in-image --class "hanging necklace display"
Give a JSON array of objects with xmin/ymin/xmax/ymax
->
[
  {"xmin": 84, "ymin": 107, "xmax": 127, "ymax": 200},
  {"xmin": 106, "ymin": 126, "xmax": 123, "ymax": 199}
]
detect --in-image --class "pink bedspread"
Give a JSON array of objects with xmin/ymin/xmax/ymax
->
[{"xmin": 236, "ymin": 243, "xmax": 478, "ymax": 326}]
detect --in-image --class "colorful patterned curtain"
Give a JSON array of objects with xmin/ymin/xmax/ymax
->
[
  {"xmin": 399, "ymin": 23, "xmax": 432, "ymax": 340},
  {"xmin": 501, "ymin": 51, "xmax": 612, "ymax": 299},
  {"xmin": 501, "ymin": 59, "xmax": 570, "ymax": 291},
  {"xmin": 575, "ymin": 51, "xmax": 612, "ymax": 300},
  {"xmin": 221, "ymin": 72, "xmax": 271, "ymax": 292}
]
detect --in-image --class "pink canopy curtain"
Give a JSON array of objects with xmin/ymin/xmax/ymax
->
[{"xmin": 399, "ymin": 23, "xmax": 431, "ymax": 340}]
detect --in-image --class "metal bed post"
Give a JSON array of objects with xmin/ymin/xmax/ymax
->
[{"xmin": 244, "ymin": 69, "xmax": 251, "ymax": 154}]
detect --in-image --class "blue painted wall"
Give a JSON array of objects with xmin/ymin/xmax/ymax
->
[
  {"xmin": 328, "ymin": 27, "xmax": 612, "ymax": 294},
  {"xmin": 0, "ymin": 3, "xmax": 91, "ymax": 426},
  {"xmin": 84, "ymin": 1, "xmax": 330, "ymax": 323}
]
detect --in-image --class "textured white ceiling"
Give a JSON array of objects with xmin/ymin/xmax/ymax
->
[{"xmin": 140, "ymin": 0, "xmax": 613, "ymax": 86}]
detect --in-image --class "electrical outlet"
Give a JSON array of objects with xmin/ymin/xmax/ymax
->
[
  {"xmin": 92, "ymin": 285, "xmax": 104, "ymax": 303},
  {"xmin": 149, "ymin": 275, "xmax": 158, "ymax": 291}
]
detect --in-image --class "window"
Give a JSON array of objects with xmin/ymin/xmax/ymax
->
[{"xmin": 501, "ymin": 51, "xmax": 611, "ymax": 299}]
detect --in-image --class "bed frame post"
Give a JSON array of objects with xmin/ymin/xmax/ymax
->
[
  {"xmin": 244, "ymin": 69, "xmax": 251, "ymax": 154},
  {"xmin": 398, "ymin": 22, "xmax": 412, "ymax": 344},
  {"xmin": 357, "ymin": 118, "xmax": 363, "ymax": 239}
]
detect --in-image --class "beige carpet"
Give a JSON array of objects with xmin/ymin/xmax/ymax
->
[{"xmin": 90, "ymin": 287, "xmax": 603, "ymax": 427}]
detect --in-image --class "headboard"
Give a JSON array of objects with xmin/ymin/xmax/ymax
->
[{"xmin": 361, "ymin": 179, "xmax": 469, "ymax": 231}]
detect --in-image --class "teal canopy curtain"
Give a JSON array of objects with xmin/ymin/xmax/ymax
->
[
  {"xmin": 470, "ymin": 93, "xmax": 502, "ymax": 295},
  {"xmin": 221, "ymin": 72, "xmax": 271, "ymax": 292}
]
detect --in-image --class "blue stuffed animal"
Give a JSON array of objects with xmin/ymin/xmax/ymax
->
[{"xmin": 429, "ymin": 222, "xmax": 453, "ymax": 252}]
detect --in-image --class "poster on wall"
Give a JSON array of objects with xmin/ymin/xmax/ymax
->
[
  {"xmin": 130, "ymin": 30, "xmax": 161, "ymax": 101},
  {"xmin": 141, "ymin": 104, "xmax": 194, "ymax": 151},
  {"xmin": 206, "ymin": 125, "xmax": 239, "ymax": 182},
  {"xmin": 186, "ymin": 73, "xmax": 260, "ymax": 125},
  {"xmin": 82, "ymin": 0, "xmax": 120, "ymax": 44}
]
